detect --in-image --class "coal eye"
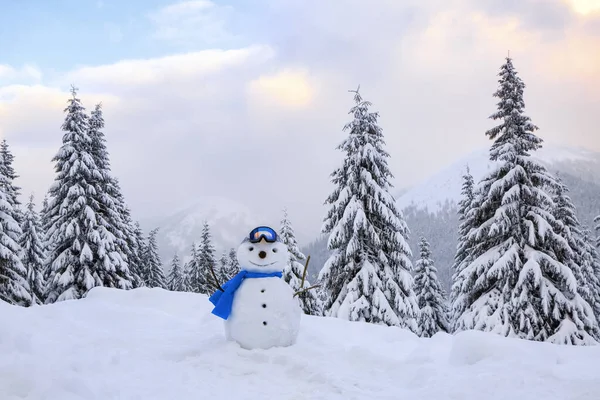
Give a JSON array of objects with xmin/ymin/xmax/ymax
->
[
  {"xmin": 249, "ymin": 246, "xmax": 254, "ymax": 251},
  {"xmin": 272, "ymin": 248, "xmax": 278, "ymax": 253}
]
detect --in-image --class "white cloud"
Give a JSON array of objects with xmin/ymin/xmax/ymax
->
[
  {"xmin": 246, "ymin": 68, "xmax": 316, "ymax": 109},
  {"xmin": 147, "ymin": 0, "xmax": 236, "ymax": 46},
  {"xmin": 0, "ymin": 64, "xmax": 42, "ymax": 84},
  {"xmin": 64, "ymin": 45, "xmax": 274, "ymax": 88}
]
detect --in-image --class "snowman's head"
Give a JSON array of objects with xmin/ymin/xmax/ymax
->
[{"xmin": 237, "ymin": 226, "xmax": 289, "ymax": 273}]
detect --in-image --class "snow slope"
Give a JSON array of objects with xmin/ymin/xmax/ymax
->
[
  {"xmin": 397, "ymin": 144, "xmax": 600, "ymax": 213},
  {"xmin": 2, "ymin": 287, "xmax": 599, "ymax": 400}
]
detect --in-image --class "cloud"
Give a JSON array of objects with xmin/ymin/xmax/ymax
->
[
  {"xmin": 246, "ymin": 68, "xmax": 316, "ymax": 109},
  {"xmin": 565, "ymin": 0, "xmax": 600, "ymax": 15},
  {"xmin": 1, "ymin": 0, "xmax": 600, "ymax": 245},
  {"xmin": 0, "ymin": 64, "xmax": 42, "ymax": 84},
  {"xmin": 64, "ymin": 45, "xmax": 274, "ymax": 89},
  {"xmin": 147, "ymin": 0, "xmax": 236, "ymax": 47}
]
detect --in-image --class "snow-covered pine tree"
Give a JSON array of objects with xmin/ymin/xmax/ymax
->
[
  {"xmin": 19, "ymin": 195, "xmax": 46, "ymax": 305},
  {"xmin": 449, "ymin": 167, "xmax": 477, "ymax": 331},
  {"xmin": 88, "ymin": 103, "xmax": 141, "ymax": 288},
  {"xmin": 413, "ymin": 236, "xmax": 449, "ymax": 337},
  {"xmin": 228, "ymin": 247, "xmax": 239, "ymax": 276},
  {"xmin": 184, "ymin": 242, "xmax": 210, "ymax": 293},
  {"xmin": 197, "ymin": 221, "xmax": 217, "ymax": 294},
  {"xmin": 0, "ymin": 139, "xmax": 23, "ymax": 225},
  {"xmin": 453, "ymin": 57, "xmax": 598, "ymax": 345},
  {"xmin": 582, "ymin": 227, "xmax": 600, "ymax": 328},
  {"xmin": 167, "ymin": 254, "xmax": 185, "ymax": 291},
  {"xmin": 595, "ymin": 214, "xmax": 600, "ymax": 248},
  {"xmin": 44, "ymin": 88, "xmax": 134, "ymax": 303},
  {"xmin": 39, "ymin": 195, "xmax": 52, "ymax": 281},
  {"xmin": 143, "ymin": 228, "xmax": 166, "ymax": 288},
  {"xmin": 318, "ymin": 87, "xmax": 419, "ymax": 331},
  {"xmin": 552, "ymin": 175, "xmax": 600, "ymax": 339},
  {"xmin": 0, "ymin": 175, "xmax": 30, "ymax": 306},
  {"xmin": 218, "ymin": 251, "xmax": 229, "ymax": 283},
  {"xmin": 129, "ymin": 221, "xmax": 147, "ymax": 288},
  {"xmin": 280, "ymin": 207, "xmax": 322, "ymax": 315}
]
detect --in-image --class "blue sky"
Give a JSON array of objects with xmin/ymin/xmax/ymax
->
[
  {"xmin": 0, "ymin": 0, "xmax": 258, "ymax": 74},
  {"xmin": 1, "ymin": 0, "xmax": 599, "ymax": 243}
]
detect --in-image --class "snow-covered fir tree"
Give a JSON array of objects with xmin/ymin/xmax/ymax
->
[
  {"xmin": 582, "ymin": 227, "xmax": 600, "ymax": 324},
  {"xmin": 228, "ymin": 247, "xmax": 239, "ymax": 276},
  {"xmin": 197, "ymin": 221, "xmax": 217, "ymax": 294},
  {"xmin": 453, "ymin": 57, "xmax": 598, "ymax": 345},
  {"xmin": 319, "ymin": 87, "xmax": 419, "ymax": 331},
  {"xmin": 142, "ymin": 228, "xmax": 166, "ymax": 288},
  {"xmin": 39, "ymin": 195, "xmax": 52, "ymax": 282},
  {"xmin": 552, "ymin": 175, "xmax": 600, "ymax": 339},
  {"xmin": 88, "ymin": 103, "xmax": 142, "ymax": 287},
  {"xmin": 129, "ymin": 221, "xmax": 147, "ymax": 288},
  {"xmin": 19, "ymin": 195, "xmax": 46, "ymax": 305},
  {"xmin": 413, "ymin": 236, "xmax": 449, "ymax": 337},
  {"xmin": 595, "ymin": 214, "xmax": 600, "ymax": 248},
  {"xmin": 167, "ymin": 254, "xmax": 185, "ymax": 291},
  {"xmin": 0, "ymin": 175, "xmax": 30, "ymax": 306},
  {"xmin": 280, "ymin": 208, "xmax": 322, "ymax": 315},
  {"xmin": 449, "ymin": 167, "xmax": 477, "ymax": 331},
  {"xmin": 44, "ymin": 88, "xmax": 134, "ymax": 303},
  {"xmin": 218, "ymin": 251, "xmax": 230, "ymax": 283},
  {"xmin": 184, "ymin": 243, "xmax": 210, "ymax": 293},
  {"xmin": 0, "ymin": 139, "xmax": 23, "ymax": 225}
]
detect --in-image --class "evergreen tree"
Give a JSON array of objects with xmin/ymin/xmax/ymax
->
[
  {"xmin": 143, "ymin": 228, "xmax": 166, "ymax": 288},
  {"xmin": 413, "ymin": 236, "xmax": 449, "ymax": 337},
  {"xmin": 184, "ymin": 242, "xmax": 210, "ymax": 293},
  {"xmin": 582, "ymin": 227, "xmax": 600, "ymax": 326},
  {"xmin": 228, "ymin": 247, "xmax": 239, "ymax": 276},
  {"xmin": 449, "ymin": 167, "xmax": 477, "ymax": 331},
  {"xmin": 218, "ymin": 251, "xmax": 230, "ymax": 283},
  {"xmin": 0, "ymin": 139, "xmax": 23, "ymax": 225},
  {"xmin": 19, "ymin": 195, "xmax": 46, "ymax": 305},
  {"xmin": 280, "ymin": 208, "xmax": 322, "ymax": 315},
  {"xmin": 453, "ymin": 57, "xmax": 597, "ymax": 345},
  {"xmin": 552, "ymin": 175, "xmax": 600, "ymax": 339},
  {"xmin": 88, "ymin": 103, "xmax": 141, "ymax": 287},
  {"xmin": 595, "ymin": 214, "xmax": 600, "ymax": 248},
  {"xmin": 39, "ymin": 195, "xmax": 51, "ymax": 282},
  {"xmin": 181, "ymin": 253, "xmax": 193, "ymax": 292},
  {"xmin": 318, "ymin": 88, "xmax": 418, "ymax": 331},
  {"xmin": 0, "ymin": 180, "xmax": 30, "ymax": 306},
  {"xmin": 129, "ymin": 221, "xmax": 147, "ymax": 288},
  {"xmin": 44, "ymin": 88, "xmax": 134, "ymax": 303},
  {"xmin": 167, "ymin": 254, "xmax": 184, "ymax": 291},
  {"xmin": 197, "ymin": 221, "xmax": 216, "ymax": 294}
]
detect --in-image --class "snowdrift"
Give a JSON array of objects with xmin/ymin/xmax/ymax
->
[{"xmin": 1, "ymin": 287, "xmax": 599, "ymax": 399}]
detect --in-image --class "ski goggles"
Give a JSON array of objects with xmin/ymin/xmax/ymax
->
[{"xmin": 246, "ymin": 226, "xmax": 280, "ymax": 243}]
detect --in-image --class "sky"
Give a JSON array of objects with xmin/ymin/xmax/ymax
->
[{"xmin": 1, "ymin": 0, "xmax": 600, "ymax": 244}]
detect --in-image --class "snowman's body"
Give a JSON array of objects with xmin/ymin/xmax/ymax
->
[
  {"xmin": 225, "ymin": 276, "xmax": 301, "ymax": 349},
  {"xmin": 211, "ymin": 231, "xmax": 302, "ymax": 350}
]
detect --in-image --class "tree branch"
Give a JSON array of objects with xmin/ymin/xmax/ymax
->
[{"xmin": 208, "ymin": 264, "xmax": 224, "ymax": 292}]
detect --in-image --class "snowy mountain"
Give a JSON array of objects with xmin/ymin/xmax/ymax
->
[
  {"xmin": 2, "ymin": 286, "xmax": 598, "ymax": 399},
  {"xmin": 397, "ymin": 144, "xmax": 600, "ymax": 213},
  {"xmin": 140, "ymin": 196, "xmax": 269, "ymax": 266}
]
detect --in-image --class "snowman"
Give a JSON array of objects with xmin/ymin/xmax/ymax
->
[{"xmin": 209, "ymin": 226, "xmax": 302, "ymax": 350}]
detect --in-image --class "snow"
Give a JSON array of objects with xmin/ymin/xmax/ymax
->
[{"xmin": 2, "ymin": 287, "xmax": 599, "ymax": 400}]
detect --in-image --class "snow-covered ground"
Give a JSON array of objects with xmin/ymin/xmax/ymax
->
[{"xmin": 2, "ymin": 287, "xmax": 599, "ymax": 400}]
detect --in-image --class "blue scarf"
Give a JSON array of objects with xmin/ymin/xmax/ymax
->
[{"xmin": 209, "ymin": 270, "xmax": 283, "ymax": 320}]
